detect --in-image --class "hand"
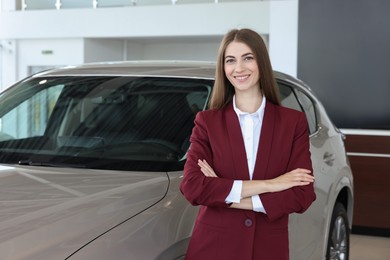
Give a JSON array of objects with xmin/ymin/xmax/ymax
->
[
  {"xmin": 266, "ymin": 168, "xmax": 314, "ymax": 192},
  {"xmin": 198, "ymin": 159, "xmax": 218, "ymax": 177}
]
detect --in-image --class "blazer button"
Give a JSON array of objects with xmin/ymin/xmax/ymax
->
[{"xmin": 244, "ymin": 218, "xmax": 253, "ymax": 227}]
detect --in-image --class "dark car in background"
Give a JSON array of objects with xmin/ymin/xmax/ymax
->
[{"xmin": 0, "ymin": 61, "xmax": 353, "ymax": 259}]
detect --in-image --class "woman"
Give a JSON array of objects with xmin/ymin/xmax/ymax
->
[{"xmin": 180, "ymin": 28, "xmax": 316, "ymax": 260}]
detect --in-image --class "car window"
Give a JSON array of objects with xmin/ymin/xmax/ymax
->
[
  {"xmin": 278, "ymin": 83, "xmax": 302, "ymax": 112},
  {"xmin": 0, "ymin": 83, "xmax": 64, "ymax": 141},
  {"xmin": 278, "ymin": 82, "xmax": 318, "ymax": 135},
  {"xmin": 0, "ymin": 76, "xmax": 212, "ymax": 171},
  {"xmin": 296, "ymin": 90, "xmax": 318, "ymax": 134}
]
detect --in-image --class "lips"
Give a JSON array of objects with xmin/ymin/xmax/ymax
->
[{"xmin": 234, "ymin": 74, "xmax": 250, "ymax": 82}]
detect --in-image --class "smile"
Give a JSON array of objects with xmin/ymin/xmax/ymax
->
[{"xmin": 234, "ymin": 75, "xmax": 250, "ymax": 80}]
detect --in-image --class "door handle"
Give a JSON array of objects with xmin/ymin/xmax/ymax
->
[{"xmin": 323, "ymin": 152, "xmax": 335, "ymax": 166}]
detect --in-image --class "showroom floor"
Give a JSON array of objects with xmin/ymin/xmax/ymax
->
[{"xmin": 350, "ymin": 234, "xmax": 390, "ymax": 260}]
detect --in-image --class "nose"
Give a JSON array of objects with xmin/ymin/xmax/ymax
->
[{"xmin": 234, "ymin": 60, "xmax": 244, "ymax": 72}]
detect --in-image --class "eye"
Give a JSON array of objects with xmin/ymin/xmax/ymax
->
[
  {"xmin": 225, "ymin": 58, "xmax": 235, "ymax": 64},
  {"xmin": 244, "ymin": 56, "xmax": 254, "ymax": 61}
]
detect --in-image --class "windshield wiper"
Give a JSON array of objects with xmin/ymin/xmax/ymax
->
[{"xmin": 18, "ymin": 159, "xmax": 86, "ymax": 168}]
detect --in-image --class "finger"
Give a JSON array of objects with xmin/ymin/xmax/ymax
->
[
  {"xmin": 294, "ymin": 168, "xmax": 312, "ymax": 174},
  {"xmin": 299, "ymin": 175, "xmax": 315, "ymax": 183},
  {"xmin": 297, "ymin": 174, "xmax": 315, "ymax": 182},
  {"xmin": 298, "ymin": 181, "xmax": 312, "ymax": 186},
  {"xmin": 198, "ymin": 160, "xmax": 209, "ymax": 171},
  {"xmin": 198, "ymin": 163, "xmax": 212, "ymax": 175},
  {"xmin": 200, "ymin": 159, "xmax": 214, "ymax": 172},
  {"xmin": 201, "ymin": 168, "xmax": 217, "ymax": 177},
  {"xmin": 199, "ymin": 164, "xmax": 217, "ymax": 177},
  {"xmin": 198, "ymin": 159, "xmax": 219, "ymax": 177},
  {"xmin": 288, "ymin": 169, "xmax": 314, "ymax": 178},
  {"xmin": 198, "ymin": 159, "xmax": 210, "ymax": 170},
  {"xmin": 198, "ymin": 160, "xmax": 217, "ymax": 175},
  {"xmin": 200, "ymin": 167, "xmax": 212, "ymax": 177}
]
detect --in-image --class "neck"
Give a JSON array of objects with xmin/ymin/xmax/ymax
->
[{"xmin": 235, "ymin": 91, "xmax": 263, "ymax": 113}]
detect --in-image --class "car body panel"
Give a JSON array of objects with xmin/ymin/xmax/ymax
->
[
  {"xmin": 0, "ymin": 165, "xmax": 168, "ymax": 259},
  {"xmin": 282, "ymin": 78, "xmax": 354, "ymax": 259},
  {"xmin": 68, "ymin": 171, "xmax": 197, "ymax": 260}
]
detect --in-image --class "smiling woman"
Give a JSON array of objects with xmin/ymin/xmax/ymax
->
[
  {"xmin": 210, "ymin": 28, "xmax": 280, "ymax": 110},
  {"xmin": 223, "ymin": 42, "xmax": 260, "ymax": 97},
  {"xmin": 180, "ymin": 28, "xmax": 316, "ymax": 260}
]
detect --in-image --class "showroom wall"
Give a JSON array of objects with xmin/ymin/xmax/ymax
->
[
  {"xmin": 298, "ymin": 0, "xmax": 390, "ymax": 234},
  {"xmin": 18, "ymin": 39, "xmax": 84, "ymax": 76},
  {"xmin": 0, "ymin": 0, "xmax": 299, "ymax": 90},
  {"xmin": 298, "ymin": 0, "xmax": 390, "ymax": 130}
]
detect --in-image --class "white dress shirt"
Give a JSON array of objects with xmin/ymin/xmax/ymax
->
[{"xmin": 225, "ymin": 95, "xmax": 267, "ymax": 213}]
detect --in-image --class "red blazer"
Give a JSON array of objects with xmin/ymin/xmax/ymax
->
[{"xmin": 180, "ymin": 100, "xmax": 316, "ymax": 260}]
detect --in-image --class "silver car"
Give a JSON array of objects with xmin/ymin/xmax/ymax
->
[{"xmin": 0, "ymin": 61, "xmax": 353, "ymax": 260}]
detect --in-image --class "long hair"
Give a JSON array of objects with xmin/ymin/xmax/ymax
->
[{"xmin": 209, "ymin": 28, "xmax": 280, "ymax": 109}]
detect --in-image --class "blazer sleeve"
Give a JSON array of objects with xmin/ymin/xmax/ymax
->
[
  {"xmin": 180, "ymin": 111, "xmax": 234, "ymax": 208},
  {"xmin": 261, "ymin": 112, "xmax": 316, "ymax": 221}
]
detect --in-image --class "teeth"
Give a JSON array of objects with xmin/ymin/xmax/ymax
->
[{"xmin": 235, "ymin": 75, "xmax": 249, "ymax": 80}]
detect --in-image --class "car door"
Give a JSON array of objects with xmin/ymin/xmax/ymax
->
[{"xmin": 278, "ymin": 82, "xmax": 329, "ymax": 259}]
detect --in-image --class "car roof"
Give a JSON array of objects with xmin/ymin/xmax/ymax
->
[
  {"xmin": 32, "ymin": 60, "xmax": 311, "ymax": 90},
  {"xmin": 33, "ymin": 61, "xmax": 217, "ymax": 79}
]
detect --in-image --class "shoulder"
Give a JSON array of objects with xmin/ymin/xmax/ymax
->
[
  {"xmin": 194, "ymin": 110, "xmax": 222, "ymax": 130},
  {"xmin": 266, "ymin": 102, "xmax": 309, "ymax": 140},
  {"xmin": 194, "ymin": 105, "xmax": 233, "ymax": 132},
  {"xmin": 268, "ymin": 102, "xmax": 306, "ymax": 125},
  {"xmin": 198, "ymin": 108, "xmax": 223, "ymax": 117},
  {"xmin": 196, "ymin": 105, "xmax": 228, "ymax": 121},
  {"xmin": 274, "ymin": 104, "xmax": 304, "ymax": 117}
]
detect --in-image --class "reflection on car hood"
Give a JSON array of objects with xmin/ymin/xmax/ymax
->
[{"xmin": 0, "ymin": 164, "xmax": 169, "ymax": 259}]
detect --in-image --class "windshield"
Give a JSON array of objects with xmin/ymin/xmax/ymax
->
[{"xmin": 0, "ymin": 76, "xmax": 211, "ymax": 171}]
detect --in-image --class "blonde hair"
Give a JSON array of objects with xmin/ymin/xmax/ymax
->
[{"xmin": 209, "ymin": 28, "xmax": 280, "ymax": 109}]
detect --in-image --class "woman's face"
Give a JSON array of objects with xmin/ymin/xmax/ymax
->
[{"xmin": 224, "ymin": 41, "xmax": 260, "ymax": 94}]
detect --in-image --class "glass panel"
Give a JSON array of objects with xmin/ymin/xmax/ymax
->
[
  {"xmin": 135, "ymin": 0, "xmax": 172, "ymax": 6},
  {"xmin": 24, "ymin": 0, "xmax": 56, "ymax": 10},
  {"xmin": 278, "ymin": 83, "xmax": 302, "ymax": 112},
  {"xmin": 0, "ymin": 83, "xmax": 63, "ymax": 140},
  {"xmin": 218, "ymin": 0, "xmax": 263, "ymax": 2},
  {"xmin": 296, "ymin": 90, "xmax": 318, "ymax": 134},
  {"xmin": 0, "ymin": 76, "xmax": 212, "ymax": 171},
  {"xmin": 175, "ymin": 0, "xmax": 213, "ymax": 3},
  {"xmin": 98, "ymin": 0, "xmax": 134, "ymax": 8},
  {"xmin": 60, "ymin": 0, "xmax": 93, "ymax": 9}
]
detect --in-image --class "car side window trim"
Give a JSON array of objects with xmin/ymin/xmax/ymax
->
[{"xmin": 277, "ymin": 80, "xmax": 320, "ymax": 136}]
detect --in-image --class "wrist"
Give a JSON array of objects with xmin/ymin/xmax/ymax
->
[{"xmin": 263, "ymin": 179, "xmax": 272, "ymax": 193}]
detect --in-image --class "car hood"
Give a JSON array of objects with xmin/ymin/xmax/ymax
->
[{"xmin": 0, "ymin": 164, "xmax": 169, "ymax": 260}]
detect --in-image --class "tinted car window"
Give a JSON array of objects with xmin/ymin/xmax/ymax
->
[
  {"xmin": 278, "ymin": 82, "xmax": 318, "ymax": 135},
  {"xmin": 296, "ymin": 90, "xmax": 317, "ymax": 134},
  {"xmin": 278, "ymin": 83, "xmax": 302, "ymax": 112},
  {"xmin": 0, "ymin": 77, "xmax": 212, "ymax": 171},
  {"xmin": 0, "ymin": 83, "xmax": 64, "ymax": 141}
]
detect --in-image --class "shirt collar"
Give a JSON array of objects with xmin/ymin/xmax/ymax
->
[{"xmin": 233, "ymin": 95, "xmax": 266, "ymax": 118}]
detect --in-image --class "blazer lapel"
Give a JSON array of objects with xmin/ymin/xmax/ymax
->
[
  {"xmin": 253, "ymin": 101, "xmax": 275, "ymax": 180},
  {"xmin": 224, "ymin": 102, "xmax": 250, "ymax": 180}
]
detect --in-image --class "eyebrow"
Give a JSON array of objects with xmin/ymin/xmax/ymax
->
[
  {"xmin": 224, "ymin": 52, "xmax": 253, "ymax": 59},
  {"xmin": 242, "ymin": 52, "xmax": 253, "ymax": 57}
]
